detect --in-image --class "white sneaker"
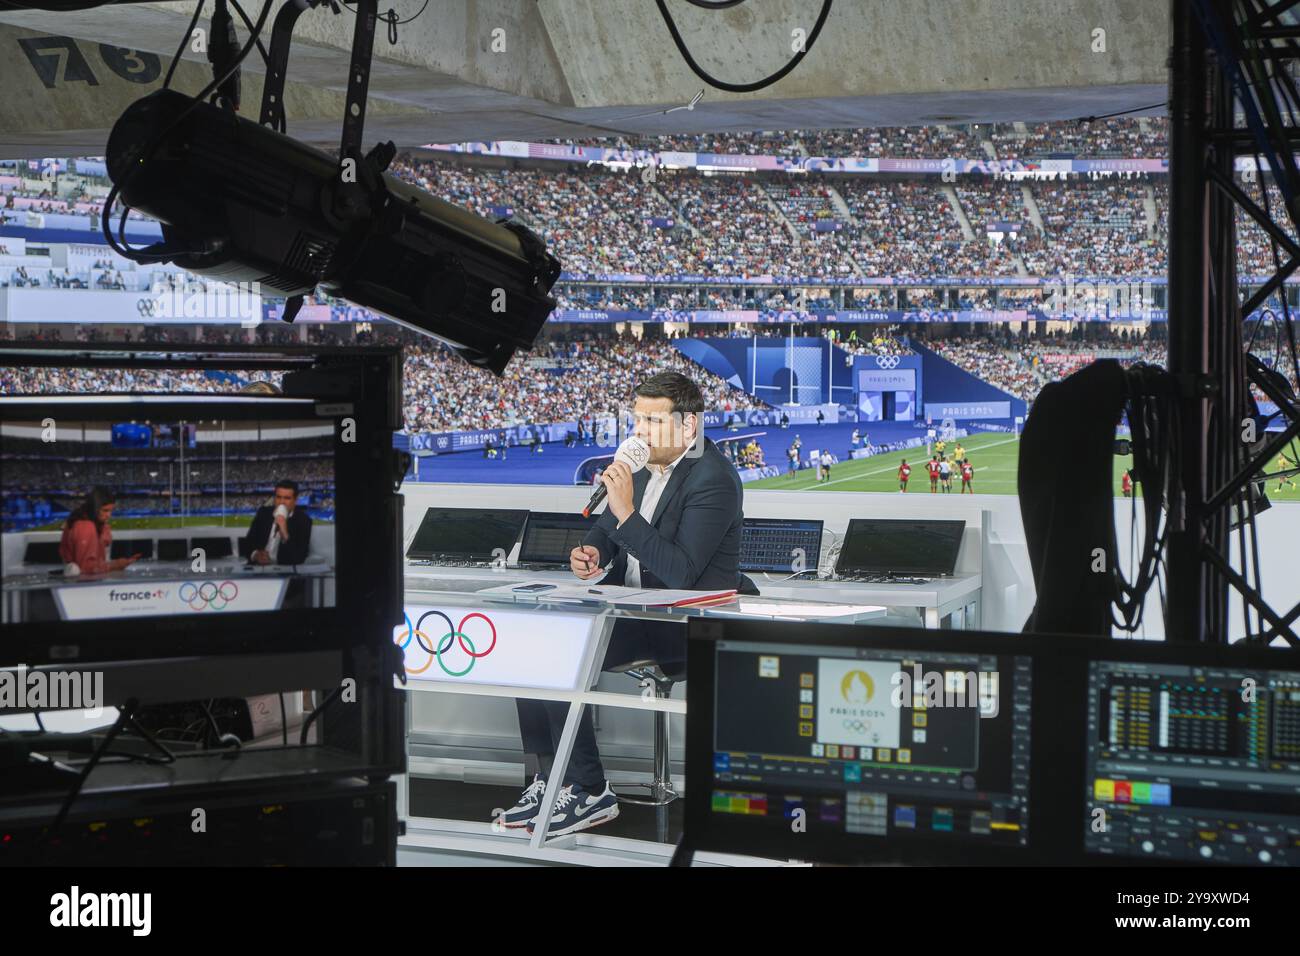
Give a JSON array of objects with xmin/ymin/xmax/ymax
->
[
  {"xmin": 496, "ymin": 774, "xmax": 548, "ymax": 828},
  {"xmin": 526, "ymin": 782, "xmax": 620, "ymax": 837}
]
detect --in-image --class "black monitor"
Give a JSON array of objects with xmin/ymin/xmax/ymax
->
[
  {"xmin": 156, "ymin": 537, "xmax": 189, "ymax": 562},
  {"xmin": 23, "ymin": 541, "xmax": 63, "ymax": 565},
  {"xmin": 517, "ymin": 511, "xmax": 597, "ymax": 565},
  {"xmin": 739, "ymin": 518, "xmax": 824, "ymax": 573},
  {"xmin": 110, "ymin": 538, "xmax": 154, "ymax": 560},
  {"xmin": 683, "ymin": 618, "xmax": 1035, "ymax": 865},
  {"xmin": 190, "ymin": 536, "xmax": 234, "ymax": 560},
  {"xmin": 0, "ymin": 389, "xmax": 358, "ymax": 666},
  {"xmin": 406, "ymin": 507, "xmax": 528, "ymax": 562},
  {"xmin": 1081, "ymin": 642, "xmax": 1300, "ymax": 867},
  {"xmin": 835, "ymin": 519, "xmax": 965, "ymax": 577}
]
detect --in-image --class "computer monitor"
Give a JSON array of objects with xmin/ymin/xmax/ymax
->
[
  {"xmin": 156, "ymin": 537, "xmax": 189, "ymax": 562},
  {"xmin": 684, "ymin": 618, "xmax": 1035, "ymax": 865},
  {"xmin": 110, "ymin": 538, "xmax": 154, "ymax": 560},
  {"xmin": 22, "ymin": 541, "xmax": 63, "ymax": 565},
  {"xmin": 835, "ymin": 519, "xmax": 965, "ymax": 577},
  {"xmin": 1081, "ymin": 643, "xmax": 1300, "ymax": 867},
  {"xmin": 406, "ymin": 507, "xmax": 528, "ymax": 562},
  {"xmin": 190, "ymin": 536, "xmax": 234, "ymax": 560},
  {"xmin": 739, "ymin": 518, "xmax": 824, "ymax": 574},
  {"xmin": 517, "ymin": 512, "xmax": 598, "ymax": 565}
]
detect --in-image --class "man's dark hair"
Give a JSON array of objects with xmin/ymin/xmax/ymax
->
[
  {"xmin": 634, "ymin": 371, "xmax": 704, "ymax": 417},
  {"xmin": 275, "ymin": 480, "xmax": 299, "ymax": 496}
]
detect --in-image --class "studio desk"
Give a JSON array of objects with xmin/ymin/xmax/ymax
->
[{"xmin": 395, "ymin": 565, "xmax": 982, "ymax": 867}]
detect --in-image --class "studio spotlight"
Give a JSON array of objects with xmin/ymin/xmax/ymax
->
[{"xmin": 106, "ymin": 89, "xmax": 561, "ymax": 374}]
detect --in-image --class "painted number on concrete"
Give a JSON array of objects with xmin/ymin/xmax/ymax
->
[{"xmin": 17, "ymin": 36, "xmax": 162, "ymax": 88}]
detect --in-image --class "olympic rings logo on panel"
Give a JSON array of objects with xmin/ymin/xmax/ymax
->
[
  {"xmin": 874, "ymin": 355, "xmax": 901, "ymax": 370},
  {"xmin": 179, "ymin": 580, "xmax": 239, "ymax": 611},
  {"xmin": 842, "ymin": 719, "xmax": 871, "ymax": 734},
  {"xmin": 396, "ymin": 610, "xmax": 497, "ymax": 678}
]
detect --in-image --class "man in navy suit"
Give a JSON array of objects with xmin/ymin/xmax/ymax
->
[
  {"xmin": 242, "ymin": 480, "xmax": 312, "ymax": 566},
  {"xmin": 502, "ymin": 372, "xmax": 744, "ymax": 837}
]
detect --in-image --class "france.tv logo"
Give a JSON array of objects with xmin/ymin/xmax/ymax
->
[{"xmin": 107, "ymin": 588, "xmax": 169, "ymax": 602}]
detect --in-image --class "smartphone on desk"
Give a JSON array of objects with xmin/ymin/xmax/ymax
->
[{"xmin": 512, "ymin": 583, "xmax": 557, "ymax": 593}]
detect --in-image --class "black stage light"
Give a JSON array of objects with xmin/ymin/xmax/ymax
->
[{"xmin": 105, "ymin": 89, "xmax": 561, "ymax": 374}]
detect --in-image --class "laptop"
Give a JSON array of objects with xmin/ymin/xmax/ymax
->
[
  {"xmin": 191, "ymin": 536, "xmax": 234, "ymax": 560},
  {"xmin": 111, "ymin": 538, "xmax": 154, "ymax": 561},
  {"xmin": 406, "ymin": 507, "xmax": 529, "ymax": 566},
  {"xmin": 833, "ymin": 518, "xmax": 965, "ymax": 584},
  {"xmin": 739, "ymin": 518, "xmax": 824, "ymax": 574},
  {"xmin": 156, "ymin": 537, "xmax": 189, "ymax": 562},
  {"xmin": 512, "ymin": 511, "xmax": 599, "ymax": 570},
  {"xmin": 22, "ymin": 541, "xmax": 63, "ymax": 566}
]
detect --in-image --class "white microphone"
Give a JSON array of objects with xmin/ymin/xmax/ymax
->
[{"xmin": 583, "ymin": 436, "xmax": 650, "ymax": 517}]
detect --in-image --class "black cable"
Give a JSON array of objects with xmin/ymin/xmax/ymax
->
[
  {"xmin": 300, "ymin": 686, "xmax": 341, "ymax": 745},
  {"xmin": 33, "ymin": 710, "xmax": 45, "ymax": 732},
  {"xmin": 228, "ymin": 0, "xmax": 273, "ymax": 69},
  {"xmin": 163, "ymin": 0, "xmax": 208, "ymax": 91},
  {"xmin": 39, "ymin": 699, "xmax": 137, "ymax": 853},
  {"xmin": 278, "ymin": 692, "xmax": 288, "ymax": 746},
  {"xmin": 655, "ymin": 0, "xmax": 833, "ymax": 93},
  {"xmin": 199, "ymin": 700, "xmax": 241, "ymax": 749},
  {"xmin": 340, "ymin": 0, "xmax": 430, "ymax": 44},
  {"xmin": 1075, "ymin": 103, "xmax": 1166, "ymax": 123}
]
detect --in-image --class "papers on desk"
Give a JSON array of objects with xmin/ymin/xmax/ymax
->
[
  {"xmin": 477, "ymin": 581, "xmax": 737, "ymax": 608},
  {"xmin": 709, "ymin": 600, "xmax": 887, "ymax": 620}
]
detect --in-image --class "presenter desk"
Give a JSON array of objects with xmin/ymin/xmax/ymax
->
[
  {"xmin": 396, "ymin": 576, "xmax": 900, "ymax": 867},
  {"xmin": 405, "ymin": 564, "xmax": 982, "ymax": 629}
]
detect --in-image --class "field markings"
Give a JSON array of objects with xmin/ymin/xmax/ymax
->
[{"xmin": 807, "ymin": 436, "xmax": 1021, "ymax": 490}]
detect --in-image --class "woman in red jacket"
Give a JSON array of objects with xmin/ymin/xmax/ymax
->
[{"xmin": 58, "ymin": 487, "xmax": 140, "ymax": 575}]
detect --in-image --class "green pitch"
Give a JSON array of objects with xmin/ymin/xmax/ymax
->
[
  {"xmin": 748, "ymin": 432, "xmax": 1300, "ymax": 501},
  {"xmin": 27, "ymin": 514, "xmax": 334, "ymax": 532}
]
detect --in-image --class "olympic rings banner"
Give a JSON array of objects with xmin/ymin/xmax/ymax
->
[
  {"xmin": 394, "ymin": 605, "xmax": 595, "ymax": 689},
  {"xmin": 52, "ymin": 577, "xmax": 288, "ymax": 620}
]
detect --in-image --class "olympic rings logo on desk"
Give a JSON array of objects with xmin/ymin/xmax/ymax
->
[
  {"xmin": 178, "ymin": 581, "xmax": 239, "ymax": 611},
  {"xmin": 397, "ymin": 610, "xmax": 498, "ymax": 678}
]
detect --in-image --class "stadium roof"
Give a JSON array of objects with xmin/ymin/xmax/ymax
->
[{"xmin": 0, "ymin": 0, "xmax": 1165, "ymax": 158}]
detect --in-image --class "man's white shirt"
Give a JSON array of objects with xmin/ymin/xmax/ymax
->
[{"xmin": 610, "ymin": 439, "xmax": 696, "ymax": 589}]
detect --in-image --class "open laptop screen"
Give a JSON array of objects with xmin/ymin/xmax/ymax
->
[{"xmin": 835, "ymin": 519, "xmax": 965, "ymax": 576}]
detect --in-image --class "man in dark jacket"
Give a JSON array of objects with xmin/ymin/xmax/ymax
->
[
  {"xmin": 243, "ymin": 480, "xmax": 312, "ymax": 566},
  {"xmin": 503, "ymin": 372, "xmax": 744, "ymax": 837}
]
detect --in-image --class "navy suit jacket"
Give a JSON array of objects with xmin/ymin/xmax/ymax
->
[
  {"xmin": 583, "ymin": 436, "xmax": 743, "ymax": 591},
  {"xmin": 242, "ymin": 505, "xmax": 313, "ymax": 566}
]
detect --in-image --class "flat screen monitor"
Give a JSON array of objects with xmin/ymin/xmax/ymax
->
[
  {"xmin": 406, "ymin": 507, "xmax": 528, "ymax": 562},
  {"xmin": 739, "ymin": 518, "xmax": 824, "ymax": 573},
  {"xmin": 156, "ymin": 537, "xmax": 188, "ymax": 562},
  {"xmin": 190, "ymin": 536, "xmax": 234, "ymax": 560},
  {"xmin": 110, "ymin": 538, "xmax": 154, "ymax": 560},
  {"xmin": 23, "ymin": 541, "xmax": 63, "ymax": 565},
  {"xmin": 835, "ymin": 519, "xmax": 965, "ymax": 577},
  {"xmin": 1082, "ymin": 650, "xmax": 1300, "ymax": 866},
  {"xmin": 1, "ymin": 396, "xmax": 339, "ymax": 644},
  {"xmin": 685, "ymin": 619, "xmax": 1033, "ymax": 865},
  {"xmin": 517, "ymin": 512, "xmax": 598, "ymax": 565}
]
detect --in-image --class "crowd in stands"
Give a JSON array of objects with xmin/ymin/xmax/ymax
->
[
  {"xmin": 548, "ymin": 119, "xmax": 1166, "ymax": 163},
  {"xmin": 721, "ymin": 438, "xmax": 767, "ymax": 470},
  {"xmin": 397, "ymin": 328, "xmax": 767, "ymax": 433},
  {"xmin": 991, "ymin": 119, "xmax": 1162, "ymax": 159},
  {"xmin": 920, "ymin": 326, "xmax": 1169, "ymax": 404}
]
